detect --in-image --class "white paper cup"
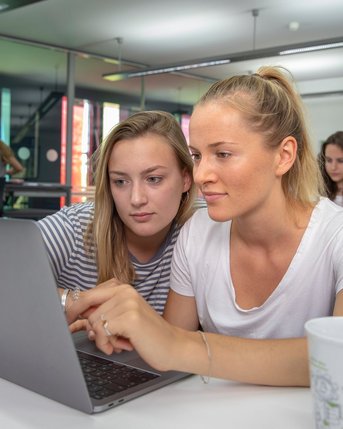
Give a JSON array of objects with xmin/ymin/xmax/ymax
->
[{"xmin": 305, "ymin": 317, "xmax": 343, "ymax": 429}]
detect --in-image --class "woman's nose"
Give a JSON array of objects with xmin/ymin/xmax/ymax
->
[
  {"xmin": 329, "ymin": 161, "xmax": 338, "ymax": 171},
  {"xmin": 193, "ymin": 159, "xmax": 214, "ymax": 186},
  {"xmin": 130, "ymin": 183, "xmax": 148, "ymax": 206}
]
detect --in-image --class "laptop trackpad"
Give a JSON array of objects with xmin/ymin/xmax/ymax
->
[{"xmin": 72, "ymin": 331, "xmax": 152, "ymax": 369}]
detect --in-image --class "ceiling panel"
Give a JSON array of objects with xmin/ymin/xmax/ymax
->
[{"xmin": 0, "ymin": 0, "xmax": 342, "ymax": 108}]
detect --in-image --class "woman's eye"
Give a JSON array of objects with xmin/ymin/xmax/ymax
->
[
  {"xmin": 217, "ymin": 151, "xmax": 231, "ymax": 159},
  {"xmin": 191, "ymin": 153, "xmax": 201, "ymax": 161},
  {"xmin": 147, "ymin": 176, "xmax": 162, "ymax": 184},
  {"xmin": 113, "ymin": 179, "xmax": 127, "ymax": 187}
]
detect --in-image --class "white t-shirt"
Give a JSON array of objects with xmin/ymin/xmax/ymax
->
[{"xmin": 170, "ymin": 198, "xmax": 343, "ymax": 338}]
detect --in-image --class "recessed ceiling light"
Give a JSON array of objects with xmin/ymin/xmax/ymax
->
[{"xmin": 288, "ymin": 21, "xmax": 300, "ymax": 31}]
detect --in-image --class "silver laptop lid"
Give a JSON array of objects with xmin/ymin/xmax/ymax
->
[
  {"xmin": 0, "ymin": 218, "xmax": 93, "ymax": 413},
  {"xmin": 0, "ymin": 217, "xmax": 189, "ymax": 413}
]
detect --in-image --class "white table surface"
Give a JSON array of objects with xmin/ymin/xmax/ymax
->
[{"xmin": 0, "ymin": 375, "xmax": 315, "ymax": 429}]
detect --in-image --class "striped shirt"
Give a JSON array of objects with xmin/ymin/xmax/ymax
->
[{"xmin": 37, "ymin": 202, "xmax": 181, "ymax": 314}]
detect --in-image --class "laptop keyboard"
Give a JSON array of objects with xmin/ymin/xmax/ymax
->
[{"xmin": 77, "ymin": 351, "xmax": 160, "ymax": 400}]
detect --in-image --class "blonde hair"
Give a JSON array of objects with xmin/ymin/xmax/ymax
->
[
  {"xmin": 197, "ymin": 66, "xmax": 325, "ymax": 206},
  {"xmin": 87, "ymin": 110, "xmax": 196, "ymax": 284},
  {"xmin": 0, "ymin": 140, "xmax": 13, "ymax": 162}
]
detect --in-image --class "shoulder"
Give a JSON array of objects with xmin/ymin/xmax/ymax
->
[
  {"xmin": 61, "ymin": 201, "xmax": 94, "ymax": 222},
  {"xmin": 38, "ymin": 202, "xmax": 94, "ymax": 233},
  {"xmin": 309, "ymin": 198, "xmax": 343, "ymax": 247},
  {"xmin": 314, "ymin": 197, "xmax": 343, "ymax": 225},
  {"xmin": 54, "ymin": 201, "xmax": 94, "ymax": 221}
]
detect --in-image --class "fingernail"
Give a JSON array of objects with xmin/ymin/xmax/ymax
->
[{"xmin": 88, "ymin": 330, "xmax": 95, "ymax": 340}]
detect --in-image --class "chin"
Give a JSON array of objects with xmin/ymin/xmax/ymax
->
[
  {"xmin": 206, "ymin": 207, "xmax": 232, "ymax": 223},
  {"xmin": 134, "ymin": 228, "xmax": 158, "ymax": 237}
]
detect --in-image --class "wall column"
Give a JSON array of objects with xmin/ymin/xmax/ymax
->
[{"xmin": 66, "ymin": 52, "xmax": 75, "ymax": 192}]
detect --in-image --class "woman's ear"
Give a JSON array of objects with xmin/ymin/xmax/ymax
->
[
  {"xmin": 275, "ymin": 136, "xmax": 297, "ymax": 177},
  {"xmin": 182, "ymin": 169, "xmax": 193, "ymax": 192}
]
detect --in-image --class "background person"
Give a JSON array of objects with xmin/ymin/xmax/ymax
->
[
  {"xmin": 68, "ymin": 67, "xmax": 343, "ymax": 387},
  {"xmin": 38, "ymin": 111, "xmax": 195, "ymax": 318},
  {"xmin": 0, "ymin": 139, "xmax": 25, "ymax": 216},
  {"xmin": 318, "ymin": 131, "xmax": 343, "ymax": 207}
]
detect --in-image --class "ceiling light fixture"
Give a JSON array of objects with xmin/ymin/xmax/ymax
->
[
  {"xmin": 279, "ymin": 41, "xmax": 343, "ymax": 55},
  {"xmin": 103, "ymin": 36, "xmax": 343, "ymax": 81},
  {"xmin": 103, "ymin": 59, "xmax": 231, "ymax": 81}
]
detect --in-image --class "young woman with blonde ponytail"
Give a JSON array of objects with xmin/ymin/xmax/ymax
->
[{"xmin": 69, "ymin": 67, "xmax": 343, "ymax": 386}]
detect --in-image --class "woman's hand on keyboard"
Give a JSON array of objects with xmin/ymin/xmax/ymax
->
[{"xmin": 68, "ymin": 283, "xmax": 184, "ymax": 371}]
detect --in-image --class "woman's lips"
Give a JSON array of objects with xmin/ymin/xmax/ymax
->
[
  {"xmin": 203, "ymin": 192, "xmax": 227, "ymax": 203},
  {"xmin": 130, "ymin": 212, "xmax": 154, "ymax": 222}
]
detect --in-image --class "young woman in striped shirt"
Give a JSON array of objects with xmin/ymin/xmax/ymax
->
[{"xmin": 38, "ymin": 110, "xmax": 195, "ymax": 320}]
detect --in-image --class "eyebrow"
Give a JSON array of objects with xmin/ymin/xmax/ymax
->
[
  {"xmin": 108, "ymin": 165, "xmax": 168, "ymax": 176},
  {"xmin": 189, "ymin": 141, "xmax": 237, "ymax": 151}
]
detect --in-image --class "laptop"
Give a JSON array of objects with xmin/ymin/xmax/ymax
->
[{"xmin": 0, "ymin": 217, "xmax": 190, "ymax": 414}]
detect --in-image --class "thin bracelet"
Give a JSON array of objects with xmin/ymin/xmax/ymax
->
[
  {"xmin": 65, "ymin": 286, "xmax": 81, "ymax": 313},
  {"xmin": 71, "ymin": 286, "xmax": 81, "ymax": 302},
  {"xmin": 61, "ymin": 289, "xmax": 70, "ymax": 313},
  {"xmin": 198, "ymin": 330, "xmax": 211, "ymax": 384}
]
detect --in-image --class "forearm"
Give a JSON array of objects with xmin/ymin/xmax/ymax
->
[
  {"xmin": 169, "ymin": 330, "xmax": 310, "ymax": 387},
  {"xmin": 68, "ymin": 285, "xmax": 310, "ymax": 386},
  {"xmin": 7, "ymin": 156, "xmax": 24, "ymax": 175}
]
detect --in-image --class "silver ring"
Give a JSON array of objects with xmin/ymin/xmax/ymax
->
[{"xmin": 100, "ymin": 314, "xmax": 112, "ymax": 337}]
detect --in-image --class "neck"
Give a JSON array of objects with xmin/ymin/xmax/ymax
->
[
  {"xmin": 231, "ymin": 199, "xmax": 313, "ymax": 250},
  {"xmin": 336, "ymin": 182, "xmax": 343, "ymax": 194},
  {"xmin": 126, "ymin": 223, "xmax": 172, "ymax": 263}
]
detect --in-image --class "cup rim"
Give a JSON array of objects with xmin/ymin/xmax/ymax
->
[{"xmin": 305, "ymin": 316, "xmax": 343, "ymax": 344}]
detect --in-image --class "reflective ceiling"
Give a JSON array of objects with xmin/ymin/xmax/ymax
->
[{"xmin": 0, "ymin": 0, "xmax": 343, "ymax": 107}]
